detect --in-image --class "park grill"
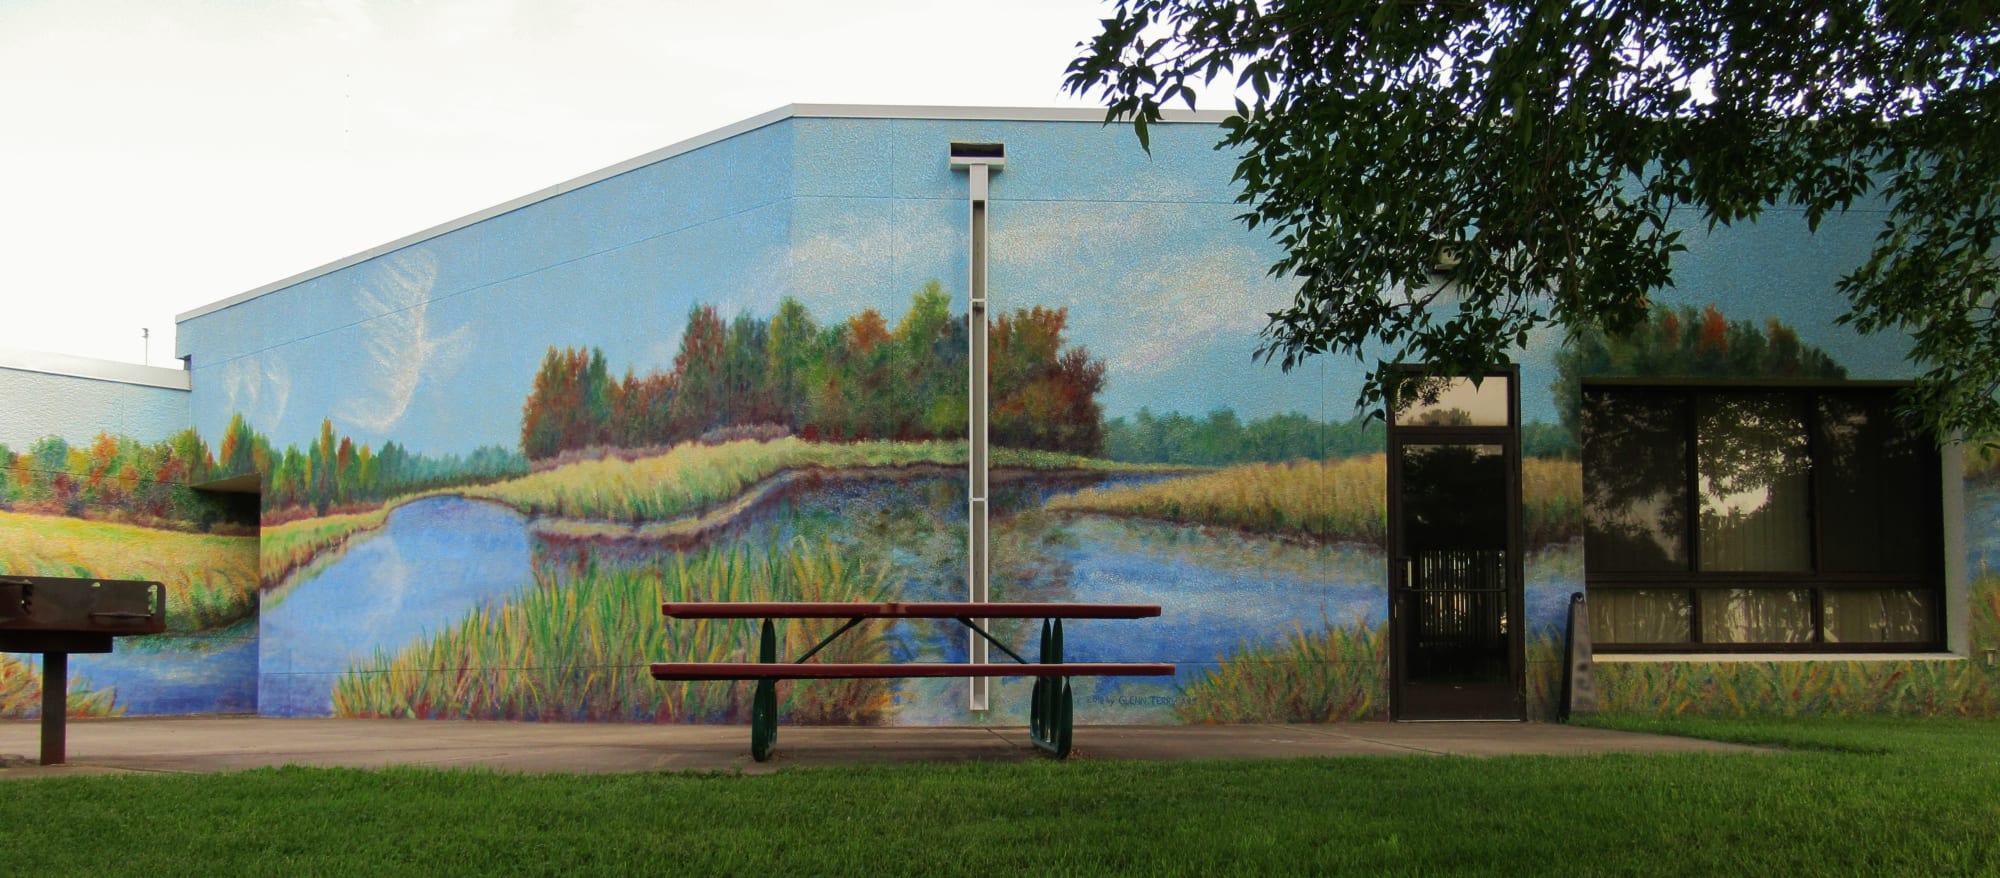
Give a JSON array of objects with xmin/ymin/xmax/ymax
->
[{"xmin": 1, "ymin": 575, "xmax": 166, "ymax": 765}]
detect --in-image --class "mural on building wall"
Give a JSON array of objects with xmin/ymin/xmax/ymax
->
[
  {"xmin": 0, "ymin": 433, "xmax": 258, "ymax": 717},
  {"xmin": 221, "ymin": 252, "xmax": 2000, "ymax": 724},
  {"xmin": 162, "ymin": 113, "xmax": 1993, "ymax": 727}
]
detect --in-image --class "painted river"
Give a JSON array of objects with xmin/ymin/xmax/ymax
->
[{"xmin": 65, "ymin": 477, "xmax": 2000, "ymax": 720}]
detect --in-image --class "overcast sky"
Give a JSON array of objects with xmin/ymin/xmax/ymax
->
[{"xmin": 1, "ymin": 0, "xmax": 1196, "ymax": 367}]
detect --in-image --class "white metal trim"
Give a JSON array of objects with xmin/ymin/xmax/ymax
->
[
  {"xmin": 0, "ymin": 348, "xmax": 191, "ymax": 390},
  {"xmin": 794, "ymin": 103, "xmax": 1232, "ymax": 123},
  {"xmin": 1593, "ymin": 653, "xmax": 1967, "ymax": 664},
  {"xmin": 1942, "ymin": 440, "xmax": 1969, "ymax": 655}
]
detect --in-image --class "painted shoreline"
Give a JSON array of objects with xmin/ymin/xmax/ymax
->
[{"xmin": 269, "ymin": 458, "xmax": 1202, "ymax": 576}]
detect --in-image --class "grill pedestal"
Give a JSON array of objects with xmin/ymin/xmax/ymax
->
[{"xmin": 1, "ymin": 577, "xmax": 166, "ymax": 765}]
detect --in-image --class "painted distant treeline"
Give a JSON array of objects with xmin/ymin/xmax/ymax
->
[
  {"xmin": 520, "ymin": 283, "xmax": 1107, "ymax": 460},
  {"xmin": 1553, "ymin": 303, "xmax": 1846, "ymax": 432},
  {"xmin": 1102, "ymin": 409, "xmax": 1579, "ymax": 464},
  {"xmin": 1099, "ymin": 303, "xmax": 1845, "ymax": 468},
  {"xmin": 0, "ymin": 432, "xmax": 248, "ymax": 531},
  {"xmin": 212, "ymin": 415, "xmax": 526, "ymax": 518}
]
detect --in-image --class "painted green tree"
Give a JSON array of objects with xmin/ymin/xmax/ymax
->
[{"xmin": 1551, "ymin": 304, "xmax": 1846, "ymax": 435}]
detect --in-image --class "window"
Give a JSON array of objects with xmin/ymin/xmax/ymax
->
[{"xmin": 1582, "ymin": 384, "xmax": 1943, "ymax": 652}]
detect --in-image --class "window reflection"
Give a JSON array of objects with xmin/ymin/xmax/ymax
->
[
  {"xmin": 1824, "ymin": 590, "xmax": 1935, "ymax": 643},
  {"xmin": 1816, "ymin": 395, "xmax": 1928, "ymax": 573},
  {"xmin": 1392, "ymin": 375, "xmax": 1511, "ymax": 427},
  {"xmin": 1582, "ymin": 391, "xmax": 1688, "ymax": 572},
  {"xmin": 1588, "ymin": 590, "xmax": 1691, "ymax": 643},
  {"xmin": 1581, "ymin": 385, "xmax": 1943, "ymax": 652},
  {"xmin": 1698, "ymin": 589, "xmax": 1814, "ymax": 643},
  {"xmin": 1696, "ymin": 393, "xmax": 1811, "ymax": 572}
]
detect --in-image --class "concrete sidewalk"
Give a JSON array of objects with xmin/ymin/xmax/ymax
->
[{"xmin": 0, "ymin": 717, "xmax": 1763, "ymax": 778}]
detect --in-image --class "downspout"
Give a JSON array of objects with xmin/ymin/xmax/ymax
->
[{"xmin": 949, "ymin": 141, "xmax": 1004, "ymax": 710}]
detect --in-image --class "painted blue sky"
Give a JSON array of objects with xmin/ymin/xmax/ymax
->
[{"xmin": 187, "ymin": 116, "xmax": 1919, "ymax": 457}]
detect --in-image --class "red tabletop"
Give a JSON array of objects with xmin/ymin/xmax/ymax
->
[{"xmin": 660, "ymin": 601, "xmax": 1161, "ymax": 620}]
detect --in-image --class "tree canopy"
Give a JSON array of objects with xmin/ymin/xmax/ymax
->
[{"xmin": 1066, "ymin": 0, "xmax": 1999, "ymax": 441}]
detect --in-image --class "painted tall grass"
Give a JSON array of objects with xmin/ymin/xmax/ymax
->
[
  {"xmin": 0, "ymin": 511, "xmax": 257, "ymax": 633},
  {"xmin": 459, "ymin": 438, "xmax": 951, "ymax": 522},
  {"xmin": 1175, "ymin": 618, "xmax": 1389, "ymax": 722},
  {"xmin": 331, "ymin": 537, "xmax": 897, "ymax": 723},
  {"xmin": 1591, "ymin": 574, "xmax": 2000, "ymax": 717},
  {"xmin": 1525, "ymin": 629, "xmax": 1567, "ymax": 720},
  {"xmin": 0, "ymin": 654, "xmax": 122, "ymax": 719},
  {"xmin": 458, "ymin": 437, "xmax": 1140, "ymax": 523},
  {"xmin": 1048, "ymin": 455, "xmax": 1583, "ymax": 546},
  {"xmin": 259, "ymin": 509, "xmax": 388, "ymax": 589},
  {"xmin": 1049, "ymin": 457, "xmax": 1386, "ymax": 542}
]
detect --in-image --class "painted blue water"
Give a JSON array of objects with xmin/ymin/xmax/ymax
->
[
  {"xmin": 258, "ymin": 496, "xmax": 535, "ymax": 716},
  {"xmin": 43, "ymin": 623, "xmax": 259, "ymax": 716},
  {"xmin": 1044, "ymin": 518, "xmax": 1381, "ymax": 666},
  {"xmin": 248, "ymin": 478, "xmax": 1998, "ymax": 723}
]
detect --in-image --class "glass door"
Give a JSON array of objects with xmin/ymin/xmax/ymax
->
[{"xmin": 1389, "ymin": 371, "xmax": 1524, "ymax": 720}]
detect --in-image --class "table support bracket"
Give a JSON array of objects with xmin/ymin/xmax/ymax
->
[{"xmin": 1029, "ymin": 619, "xmax": 1073, "ymax": 758}]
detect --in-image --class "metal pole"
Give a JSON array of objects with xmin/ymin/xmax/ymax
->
[
  {"xmin": 966, "ymin": 162, "xmax": 991, "ymax": 711},
  {"xmin": 40, "ymin": 652, "xmax": 66, "ymax": 766},
  {"xmin": 950, "ymin": 143, "xmax": 1003, "ymax": 711}
]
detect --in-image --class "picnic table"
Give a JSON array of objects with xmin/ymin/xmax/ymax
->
[{"xmin": 650, "ymin": 601, "xmax": 1173, "ymax": 760}]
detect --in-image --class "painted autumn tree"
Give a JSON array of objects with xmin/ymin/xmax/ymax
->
[
  {"xmin": 518, "ymin": 284, "xmax": 1109, "ymax": 459},
  {"xmin": 0, "ymin": 429, "xmax": 242, "ymax": 529},
  {"xmin": 992, "ymin": 306, "xmax": 1107, "ymax": 455},
  {"xmin": 521, "ymin": 347, "xmax": 610, "ymax": 460}
]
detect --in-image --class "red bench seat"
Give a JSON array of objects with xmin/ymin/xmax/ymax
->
[{"xmin": 650, "ymin": 661, "xmax": 1175, "ymax": 681}]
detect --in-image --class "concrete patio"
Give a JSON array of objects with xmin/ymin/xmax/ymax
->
[{"xmin": 0, "ymin": 717, "xmax": 1765, "ymax": 779}]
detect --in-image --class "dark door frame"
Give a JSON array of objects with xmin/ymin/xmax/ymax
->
[{"xmin": 1386, "ymin": 365, "xmax": 1526, "ymax": 721}]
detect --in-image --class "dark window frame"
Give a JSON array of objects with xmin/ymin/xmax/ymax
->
[{"xmin": 1582, "ymin": 380, "xmax": 1945, "ymax": 654}]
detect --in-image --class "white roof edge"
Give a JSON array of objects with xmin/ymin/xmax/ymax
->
[
  {"xmin": 0, "ymin": 348, "xmax": 192, "ymax": 391},
  {"xmin": 175, "ymin": 103, "xmax": 1229, "ymax": 325},
  {"xmin": 788, "ymin": 103, "xmax": 1233, "ymax": 123}
]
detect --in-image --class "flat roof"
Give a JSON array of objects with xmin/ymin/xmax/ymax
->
[
  {"xmin": 176, "ymin": 104, "xmax": 1230, "ymax": 325},
  {"xmin": 0, "ymin": 348, "xmax": 191, "ymax": 390}
]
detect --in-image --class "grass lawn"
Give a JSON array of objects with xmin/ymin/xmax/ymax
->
[{"xmin": 2, "ymin": 717, "xmax": 1995, "ymax": 875}]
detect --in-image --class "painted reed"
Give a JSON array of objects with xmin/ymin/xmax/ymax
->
[
  {"xmin": 1525, "ymin": 629, "xmax": 1567, "ymax": 720},
  {"xmin": 0, "ymin": 654, "xmax": 122, "ymax": 719},
  {"xmin": 330, "ymin": 537, "xmax": 897, "ymax": 723},
  {"xmin": 1589, "ymin": 575, "xmax": 2000, "ymax": 717},
  {"xmin": 1048, "ymin": 455, "xmax": 1583, "ymax": 547},
  {"xmin": 1174, "ymin": 618, "xmax": 1389, "ymax": 723},
  {"xmin": 1049, "ymin": 457, "xmax": 1387, "ymax": 543},
  {"xmin": 0, "ymin": 511, "xmax": 257, "ymax": 633}
]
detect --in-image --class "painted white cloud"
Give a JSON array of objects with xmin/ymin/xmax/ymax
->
[
  {"xmin": 787, "ymin": 217, "xmax": 959, "ymax": 314},
  {"xmin": 1102, "ymin": 246, "xmax": 1297, "ymax": 378},
  {"xmin": 219, "ymin": 354, "xmax": 291, "ymax": 430},
  {"xmin": 987, "ymin": 203, "xmax": 1296, "ymax": 379},
  {"xmin": 335, "ymin": 250, "xmax": 469, "ymax": 434}
]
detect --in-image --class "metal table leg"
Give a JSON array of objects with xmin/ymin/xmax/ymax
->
[
  {"xmin": 751, "ymin": 619, "xmax": 777, "ymax": 762},
  {"xmin": 1030, "ymin": 619, "xmax": 1073, "ymax": 758},
  {"xmin": 40, "ymin": 651, "xmax": 67, "ymax": 766}
]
